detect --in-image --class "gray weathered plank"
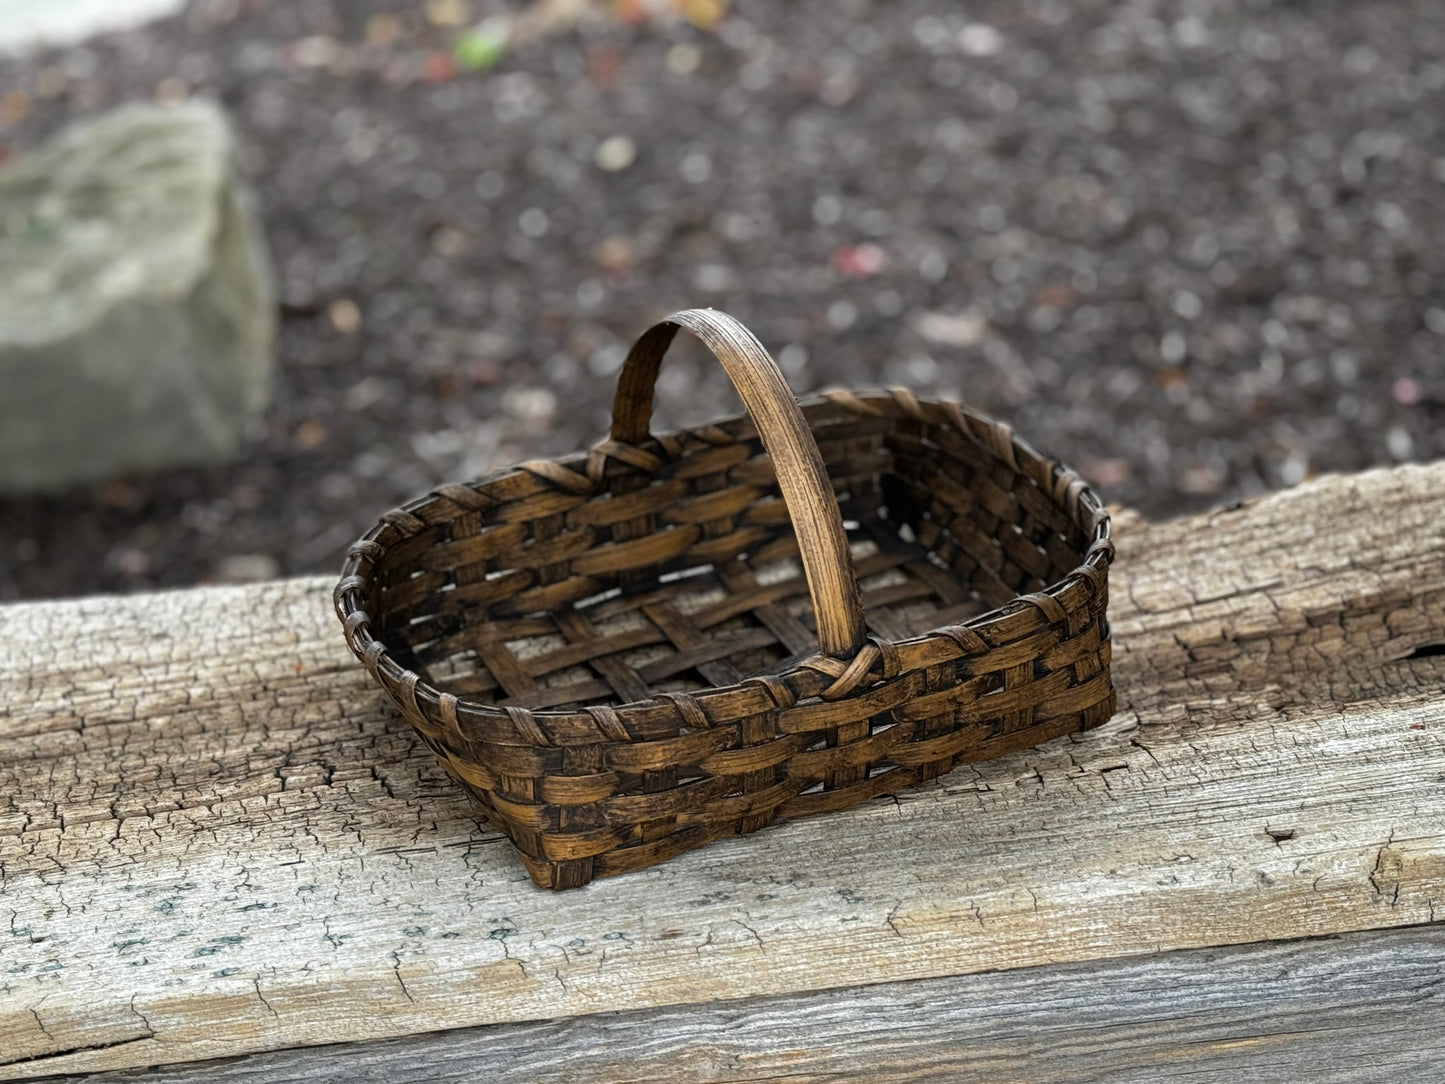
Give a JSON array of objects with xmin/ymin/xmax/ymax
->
[
  {"xmin": 2, "ymin": 464, "xmax": 1444, "ymax": 1076},
  {"xmin": 56, "ymin": 924, "xmax": 1445, "ymax": 1084}
]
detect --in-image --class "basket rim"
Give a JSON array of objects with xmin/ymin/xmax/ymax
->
[{"xmin": 334, "ymin": 389, "xmax": 1113, "ymax": 725}]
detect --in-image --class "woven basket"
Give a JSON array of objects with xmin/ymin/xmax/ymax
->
[{"xmin": 336, "ymin": 309, "xmax": 1115, "ymax": 889}]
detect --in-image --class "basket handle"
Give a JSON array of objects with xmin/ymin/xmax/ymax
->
[{"xmin": 609, "ymin": 309, "xmax": 868, "ymax": 660}]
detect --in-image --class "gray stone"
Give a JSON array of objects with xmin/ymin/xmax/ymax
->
[{"xmin": 0, "ymin": 100, "xmax": 275, "ymax": 495}]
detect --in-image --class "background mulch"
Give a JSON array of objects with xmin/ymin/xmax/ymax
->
[{"xmin": 1, "ymin": 0, "xmax": 1442, "ymax": 600}]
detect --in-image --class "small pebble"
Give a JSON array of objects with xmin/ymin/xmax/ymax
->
[
  {"xmin": 344, "ymin": 377, "xmax": 387, "ymax": 411},
  {"xmin": 832, "ymin": 243, "xmax": 888, "ymax": 278},
  {"xmin": 424, "ymin": 0, "xmax": 471, "ymax": 28},
  {"xmin": 1392, "ymin": 377, "xmax": 1422, "ymax": 405},
  {"xmin": 97, "ymin": 480, "xmax": 137, "ymax": 509},
  {"xmin": 778, "ymin": 343, "xmax": 809, "ymax": 377},
  {"xmin": 1160, "ymin": 331, "xmax": 1187, "ymax": 364},
  {"xmin": 812, "ymin": 194, "xmax": 843, "ymax": 226},
  {"xmin": 215, "ymin": 554, "xmax": 281, "ymax": 583},
  {"xmin": 679, "ymin": 152, "xmax": 712, "ymax": 183},
  {"xmin": 694, "ymin": 264, "xmax": 735, "ymax": 291},
  {"xmin": 958, "ymin": 23, "xmax": 1004, "ymax": 57},
  {"xmin": 576, "ymin": 279, "xmax": 606, "ymax": 308},
  {"xmin": 1082, "ymin": 458, "xmax": 1131, "ymax": 487},
  {"xmin": 667, "ymin": 43, "xmax": 702, "ymax": 75},
  {"xmin": 1181, "ymin": 465, "xmax": 1226, "ymax": 495},
  {"xmin": 827, "ymin": 300, "xmax": 859, "ymax": 330},
  {"xmin": 467, "ymin": 359, "xmax": 501, "ymax": 387},
  {"xmin": 595, "ymin": 135, "xmax": 637, "ymax": 172},
  {"xmin": 593, "ymin": 236, "xmax": 635, "ymax": 274},
  {"xmin": 290, "ymin": 37, "xmax": 337, "ymax": 69},
  {"xmin": 0, "ymin": 90, "xmax": 30, "ymax": 124},
  {"xmin": 874, "ymin": 289, "xmax": 903, "ymax": 316},
  {"xmin": 296, "ymin": 421, "xmax": 327, "ymax": 449},
  {"xmin": 1279, "ymin": 454, "xmax": 1309, "ymax": 486},
  {"xmin": 430, "ymin": 225, "xmax": 466, "ymax": 257},
  {"xmin": 475, "ymin": 172, "xmax": 505, "ymax": 200},
  {"xmin": 589, "ymin": 345, "xmax": 626, "ymax": 377},
  {"xmin": 502, "ymin": 387, "xmax": 557, "ymax": 423},
  {"xmin": 918, "ymin": 250, "xmax": 948, "ymax": 282},
  {"xmin": 115, "ymin": 548, "xmax": 149, "ymax": 577},
  {"xmin": 1171, "ymin": 291, "xmax": 1203, "ymax": 320},
  {"xmin": 365, "ymin": 14, "xmax": 402, "ymax": 47},
  {"xmin": 327, "ymin": 298, "xmax": 362, "ymax": 334},
  {"xmin": 153, "ymin": 76, "xmax": 187, "ymax": 103},
  {"xmin": 518, "ymin": 208, "xmax": 550, "ymax": 238},
  {"xmin": 913, "ymin": 309, "xmax": 986, "ymax": 347}
]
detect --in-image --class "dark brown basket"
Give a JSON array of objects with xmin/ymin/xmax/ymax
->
[{"xmin": 335, "ymin": 309, "xmax": 1115, "ymax": 889}]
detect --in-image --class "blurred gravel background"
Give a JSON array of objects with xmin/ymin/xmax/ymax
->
[{"xmin": 1, "ymin": 0, "xmax": 1442, "ymax": 600}]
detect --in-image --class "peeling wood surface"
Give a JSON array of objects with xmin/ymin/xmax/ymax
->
[
  {"xmin": 51, "ymin": 925, "xmax": 1445, "ymax": 1084},
  {"xmin": 2, "ymin": 464, "xmax": 1444, "ymax": 1078}
]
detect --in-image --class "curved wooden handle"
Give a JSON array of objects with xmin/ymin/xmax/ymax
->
[{"xmin": 610, "ymin": 309, "xmax": 868, "ymax": 660}]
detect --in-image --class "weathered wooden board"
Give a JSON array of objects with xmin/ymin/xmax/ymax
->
[
  {"xmin": 52, "ymin": 924, "xmax": 1445, "ymax": 1084},
  {"xmin": 2, "ymin": 464, "xmax": 1444, "ymax": 1077}
]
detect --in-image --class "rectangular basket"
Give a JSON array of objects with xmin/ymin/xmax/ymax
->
[{"xmin": 336, "ymin": 309, "xmax": 1114, "ymax": 888}]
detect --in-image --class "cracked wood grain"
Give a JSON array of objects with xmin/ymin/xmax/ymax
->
[
  {"xmin": 49, "ymin": 924, "xmax": 1445, "ymax": 1084},
  {"xmin": 2, "ymin": 463, "xmax": 1444, "ymax": 1077}
]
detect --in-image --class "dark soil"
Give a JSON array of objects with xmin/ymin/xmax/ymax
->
[{"xmin": 2, "ymin": 0, "xmax": 1443, "ymax": 601}]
